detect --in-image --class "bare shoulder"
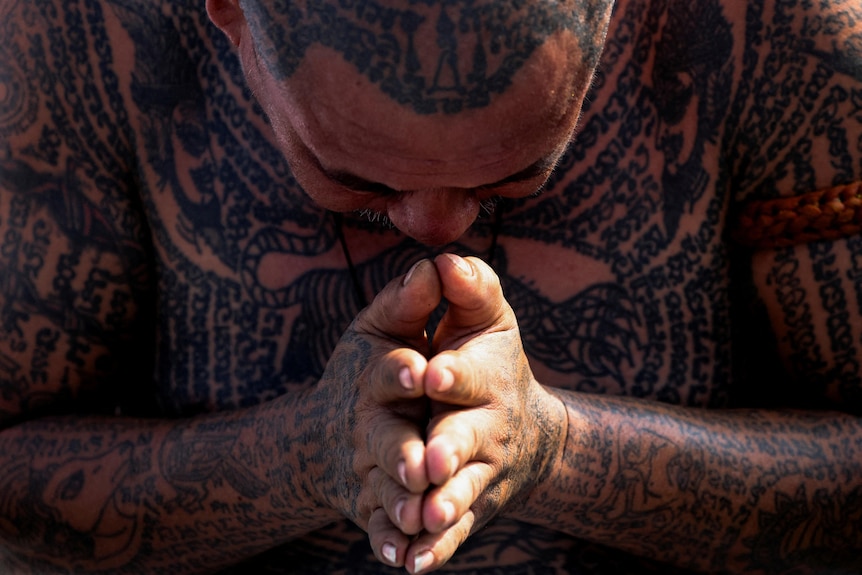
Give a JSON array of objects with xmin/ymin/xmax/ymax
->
[
  {"xmin": 728, "ymin": 0, "xmax": 862, "ymax": 201},
  {"xmin": 729, "ymin": 0, "xmax": 862, "ymax": 414},
  {"xmin": 0, "ymin": 0, "xmax": 160, "ymax": 424}
]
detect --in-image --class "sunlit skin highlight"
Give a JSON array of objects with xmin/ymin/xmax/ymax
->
[
  {"xmin": 234, "ymin": 17, "xmax": 596, "ymax": 245},
  {"xmin": 3, "ymin": 1, "xmax": 862, "ymax": 574}
]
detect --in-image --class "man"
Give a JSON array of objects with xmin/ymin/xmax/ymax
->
[{"xmin": 0, "ymin": 0, "xmax": 860, "ymax": 572}]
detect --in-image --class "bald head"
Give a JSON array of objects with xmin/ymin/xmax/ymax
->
[{"xmin": 238, "ymin": 0, "xmax": 613, "ymax": 115}]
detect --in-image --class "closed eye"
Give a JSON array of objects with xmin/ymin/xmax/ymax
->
[
  {"xmin": 475, "ymin": 155, "xmax": 558, "ymax": 191},
  {"xmin": 325, "ymin": 154, "xmax": 558, "ymax": 196},
  {"xmin": 324, "ymin": 170, "xmax": 400, "ymax": 196}
]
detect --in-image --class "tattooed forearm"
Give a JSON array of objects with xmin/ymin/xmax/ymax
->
[
  {"xmin": 513, "ymin": 393, "xmax": 862, "ymax": 573},
  {"xmin": 0, "ymin": 397, "xmax": 335, "ymax": 574}
]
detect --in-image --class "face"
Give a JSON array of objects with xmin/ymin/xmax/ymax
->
[{"xmin": 234, "ymin": 6, "xmax": 597, "ymax": 246}]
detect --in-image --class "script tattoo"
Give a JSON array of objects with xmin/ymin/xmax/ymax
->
[
  {"xmin": 2, "ymin": 0, "xmax": 861, "ymax": 572},
  {"xmin": 467, "ymin": 0, "xmax": 736, "ymax": 410},
  {"xmin": 730, "ymin": 0, "xmax": 862, "ymax": 199},
  {"xmin": 240, "ymin": 0, "xmax": 610, "ymax": 114},
  {"xmin": 0, "ymin": 2, "xmax": 39, "ymax": 138},
  {"xmin": 0, "ymin": 0, "xmax": 153, "ymax": 422}
]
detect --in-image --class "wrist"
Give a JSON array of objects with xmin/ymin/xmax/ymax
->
[
  {"xmin": 505, "ymin": 385, "xmax": 569, "ymax": 521},
  {"xmin": 262, "ymin": 393, "xmax": 343, "ymax": 526}
]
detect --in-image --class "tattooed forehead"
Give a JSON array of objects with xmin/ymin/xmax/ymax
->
[{"xmin": 240, "ymin": 0, "xmax": 607, "ymax": 114}]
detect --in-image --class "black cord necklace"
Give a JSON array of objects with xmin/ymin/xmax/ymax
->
[
  {"xmin": 488, "ymin": 200, "xmax": 505, "ymax": 266},
  {"xmin": 334, "ymin": 205, "xmax": 504, "ymax": 309},
  {"xmin": 333, "ymin": 212, "xmax": 369, "ymax": 308}
]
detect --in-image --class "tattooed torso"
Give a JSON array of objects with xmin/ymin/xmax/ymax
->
[{"xmin": 1, "ymin": 0, "xmax": 861, "ymax": 572}]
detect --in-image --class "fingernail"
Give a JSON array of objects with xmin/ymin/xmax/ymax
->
[
  {"xmin": 394, "ymin": 498, "xmax": 405, "ymax": 526},
  {"xmin": 403, "ymin": 259, "xmax": 424, "ymax": 286},
  {"xmin": 437, "ymin": 368, "xmax": 454, "ymax": 393},
  {"xmin": 441, "ymin": 500, "xmax": 456, "ymax": 525},
  {"xmin": 382, "ymin": 542, "xmax": 397, "ymax": 564},
  {"xmin": 399, "ymin": 366, "xmax": 414, "ymax": 391},
  {"xmin": 414, "ymin": 550, "xmax": 434, "ymax": 574},
  {"xmin": 446, "ymin": 253, "xmax": 473, "ymax": 276},
  {"xmin": 398, "ymin": 459, "xmax": 408, "ymax": 486}
]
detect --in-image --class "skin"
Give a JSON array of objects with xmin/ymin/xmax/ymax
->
[
  {"xmin": 225, "ymin": 2, "xmax": 592, "ymax": 246},
  {"xmin": 0, "ymin": 0, "xmax": 861, "ymax": 574}
]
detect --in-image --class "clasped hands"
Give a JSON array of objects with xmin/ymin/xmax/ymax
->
[{"xmin": 316, "ymin": 254, "xmax": 566, "ymax": 574}]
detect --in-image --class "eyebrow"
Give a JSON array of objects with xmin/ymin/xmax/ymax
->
[{"xmin": 324, "ymin": 154, "xmax": 559, "ymax": 195}]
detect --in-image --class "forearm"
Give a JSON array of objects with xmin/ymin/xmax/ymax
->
[
  {"xmin": 511, "ymin": 390, "xmax": 862, "ymax": 574},
  {"xmin": 0, "ymin": 395, "xmax": 338, "ymax": 574}
]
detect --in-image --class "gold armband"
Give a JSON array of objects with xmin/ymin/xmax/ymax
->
[{"xmin": 734, "ymin": 182, "xmax": 862, "ymax": 249}]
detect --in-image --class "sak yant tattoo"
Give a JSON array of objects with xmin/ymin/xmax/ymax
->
[
  {"xmin": 240, "ymin": 0, "xmax": 611, "ymax": 114},
  {"xmin": 1, "ymin": 0, "xmax": 862, "ymax": 573}
]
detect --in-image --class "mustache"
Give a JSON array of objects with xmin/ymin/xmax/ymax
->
[
  {"xmin": 353, "ymin": 196, "xmax": 504, "ymax": 226},
  {"xmin": 354, "ymin": 209, "xmax": 395, "ymax": 228},
  {"xmin": 351, "ymin": 186, "xmax": 546, "ymax": 230}
]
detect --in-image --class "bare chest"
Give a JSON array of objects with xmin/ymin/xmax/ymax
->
[
  {"xmin": 128, "ymin": 0, "xmax": 742, "ymax": 415},
  {"xmin": 140, "ymin": 140, "xmax": 734, "ymax": 417}
]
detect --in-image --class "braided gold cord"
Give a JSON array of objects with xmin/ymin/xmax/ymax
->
[{"xmin": 734, "ymin": 181, "xmax": 862, "ymax": 249}]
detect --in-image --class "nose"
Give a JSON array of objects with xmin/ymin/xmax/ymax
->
[{"xmin": 387, "ymin": 188, "xmax": 481, "ymax": 246}]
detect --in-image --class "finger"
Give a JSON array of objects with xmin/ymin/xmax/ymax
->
[
  {"xmin": 356, "ymin": 258, "xmax": 442, "ymax": 347},
  {"xmin": 367, "ymin": 507, "xmax": 411, "ymax": 569},
  {"xmin": 366, "ymin": 347, "xmax": 429, "ymax": 404},
  {"xmin": 424, "ymin": 346, "xmax": 499, "ymax": 405},
  {"xmin": 405, "ymin": 510, "xmax": 476, "ymax": 575},
  {"xmin": 424, "ymin": 405, "xmax": 496, "ymax": 486},
  {"xmin": 369, "ymin": 466, "xmax": 425, "ymax": 535},
  {"xmin": 421, "ymin": 462, "xmax": 494, "ymax": 534},
  {"xmin": 432, "ymin": 254, "xmax": 514, "ymax": 351},
  {"xmin": 363, "ymin": 349, "xmax": 431, "ymax": 493},
  {"xmin": 364, "ymin": 410, "xmax": 429, "ymax": 494},
  {"xmin": 423, "ymin": 351, "xmax": 502, "ymax": 486}
]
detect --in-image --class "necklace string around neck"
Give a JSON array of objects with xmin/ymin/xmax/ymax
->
[{"xmin": 333, "ymin": 212, "xmax": 369, "ymax": 308}]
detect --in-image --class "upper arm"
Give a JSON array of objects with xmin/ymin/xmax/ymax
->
[
  {"xmin": 0, "ymin": 0, "xmax": 153, "ymax": 427},
  {"xmin": 729, "ymin": 0, "xmax": 862, "ymax": 414},
  {"xmin": 751, "ymin": 240, "xmax": 862, "ymax": 414}
]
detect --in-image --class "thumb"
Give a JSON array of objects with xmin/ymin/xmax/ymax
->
[
  {"xmin": 431, "ymin": 254, "xmax": 514, "ymax": 352},
  {"xmin": 354, "ymin": 258, "xmax": 442, "ymax": 350}
]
